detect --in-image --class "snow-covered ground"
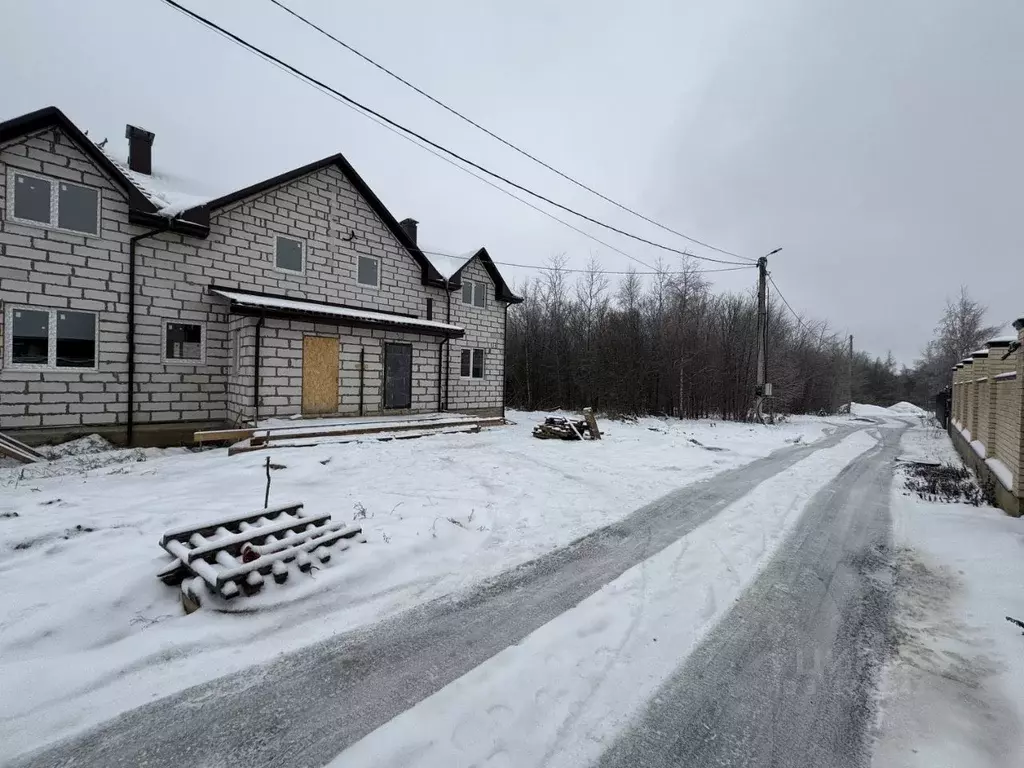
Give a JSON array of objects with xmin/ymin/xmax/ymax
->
[
  {"xmin": 327, "ymin": 429, "xmax": 880, "ymax": 768},
  {"xmin": 0, "ymin": 410, "xmax": 836, "ymax": 758},
  {"xmin": 874, "ymin": 419, "xmax": 1024, "ymax": 768}
]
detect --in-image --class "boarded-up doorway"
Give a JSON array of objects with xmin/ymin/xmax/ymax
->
[
  {"xmin": 384, "ymin": 343, "xmax": 412, "ymax": 409},
  {"xmin": 302, "ymin": 336, "xmax": 339, "ymax": 415}
]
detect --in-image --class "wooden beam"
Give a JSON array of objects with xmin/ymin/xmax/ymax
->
[{"xmin": 193, "ymin": 428, "xmax": 257, "ymax": 443}]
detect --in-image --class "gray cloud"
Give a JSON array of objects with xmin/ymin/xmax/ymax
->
[{"xmin": 2, "ymin": 0, "xmax": 1019, "ymax": 363}]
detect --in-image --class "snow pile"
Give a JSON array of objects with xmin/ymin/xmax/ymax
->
[
  {"xmin": 874, "ymin": 422, "xmax": 1024, "ymax": 767},
  {"xmin": 851, "ymin": 402, "xmax": 929, "ymax": 421},
  {"xmin": 0, "ymin": 410, "xmax": 838, "ymax": 758},
  {"xmin": 39, "ymin": 433, "xmax": 113, "ymax": 459},
  {"xmin": 887, "ymin": 401, "xmax": 928, "ymax": 416}
]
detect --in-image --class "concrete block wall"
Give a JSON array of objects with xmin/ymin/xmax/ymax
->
[
  {"xmin": 241, "ymin": 318, "xmax": 441, "ymax": 420},
  {"xmin": 446, "ymin": 258, "xmax": 506, "ymax": 415},
  {"xmin": 1, "ymin": 125, "xmax": 511, "ymax": 439},
  {"xmin": 0, "ymin": 127, "xmax": 136, "ymax": 432}
]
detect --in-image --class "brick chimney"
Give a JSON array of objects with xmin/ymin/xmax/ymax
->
[
  {"xmin": 399, "ymin": 217, "xmax": 418, "ymax": 245},
  {"xmin": 125, "ymin": 124, "xmax": 155, "ymax": 175}
]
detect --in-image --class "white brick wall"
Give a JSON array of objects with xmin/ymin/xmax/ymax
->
[
  {"xmin": 0, "ymin": 127, "xmax": 136, "ymax": 430},
  {"xmin": 1, "ymin": 133, "xmax": 509, "ymax": 436}
]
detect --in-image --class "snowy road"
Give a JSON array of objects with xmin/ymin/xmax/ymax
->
[
  {"xmin": 13, "ymin": 422, "xmax": 892, "ymax": 768},
  {"xmin": 598, "ymin": 424, "xmax": 902, "ymax": 767}
]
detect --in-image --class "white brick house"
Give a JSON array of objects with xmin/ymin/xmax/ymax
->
[{"xmin": 0, "ymin": 107, "xmax": 520, "ymax": 445}]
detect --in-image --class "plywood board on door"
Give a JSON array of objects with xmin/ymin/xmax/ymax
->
[{"xmin": 302, "ymin": 336, "xmax": 339, "ymax": 415}]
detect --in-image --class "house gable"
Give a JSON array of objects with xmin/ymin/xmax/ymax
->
[
  {"xmin": 199, "ymin": 153, "xmax": 437, "ymax": 285},
  {"xmin": 195, "ymin": 163, "xmax": 444, "ymax": 319}
]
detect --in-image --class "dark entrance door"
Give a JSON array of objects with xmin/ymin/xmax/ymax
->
[{"xmin": 384, "ymin": 343, "xmax": 413, "ymax": 409}]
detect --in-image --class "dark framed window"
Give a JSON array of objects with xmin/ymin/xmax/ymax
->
[
  {"xmin": 462, "ymin": 279, "xmax": 487, "ymax": 308},
  {"xmin": 56, "ymin": 311, "xmax": 97, "ymax": 368},
  {"xmin": 6, "ymin": 307, "xmax": 98, "ymax": 369},
  {"xmin": 57, "ymin": 182, "xmax": 99, "ymax": 235},
  {"xmin": 165, "ymin": 322, "xmax": 204, "ymax": 362},
  {"xmin": 11, "ymin": 309, "xmax": 50, "ymax": 365},
  {"xmin": 357, "ymin": 255, "xmax": 379, "ymax": 287},
  {"xmin": 12, "ymin": 174, "xmax": 51, "ymax": 224},
  {"xmin": 460, "ymin": 348, "xmax": 484, "ymax": 379},
  {"xmin": 275, "ymin": 235, "xmax": 304, "ymax": 273},
  {"xmin": 8, "ymin": 171, "xmax": 99, "ymax": 235}
]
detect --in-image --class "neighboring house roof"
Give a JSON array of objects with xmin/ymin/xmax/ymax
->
[
  {"xmin": 422, "ymin": 246, "xmax": 523, "ymax": 304},
  {"xmin": 210, "ymin": 286, "xmax": 465, "ymax": 338}
]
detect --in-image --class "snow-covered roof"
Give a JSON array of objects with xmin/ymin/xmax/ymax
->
[
  {"xmin": 970, "ymin": 348, "xmax": 988, "ymax": 356},
  {"xmin": 421, "ymin": 248, "xmax": 478, "ymax": 281},
  {"xmin": 210, "ymin": 288, "xmax": 464, "ymax": 335},
  {"xmin": 987, "ymin": 335, "xmax": 1017, "ymax": 345},
  {"xmin": 96, "ymin": 142, "xmax": 213, "ymax": 217}
]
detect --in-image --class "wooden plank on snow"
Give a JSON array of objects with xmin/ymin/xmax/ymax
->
[
  {"xmin": 193, "ymin": 427, "xmax": 257, "ymax": 444},
  {"xmin": 0, "ymin": 432, "xmax": 45, "ymax": 463}
]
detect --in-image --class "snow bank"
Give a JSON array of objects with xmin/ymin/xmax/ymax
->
[
  {"xmin": 887, "ymin": 401, "xmax": 928, "ymax": 416},
  {"xmin": 874, "ymin": 423, "xmax": 1024, "ymax": 767},
  {"xmin": 0, "ymin": 410, "xmax": 837, "ymax": 758},
  {"xmin": 328, "ymin": 430, "xmax": 879, "ymax": 767}
]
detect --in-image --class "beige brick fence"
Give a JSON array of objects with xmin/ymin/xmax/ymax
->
[{"xmin": 949, "ymin": 319, "xmax": 1024, "ymax": 515}]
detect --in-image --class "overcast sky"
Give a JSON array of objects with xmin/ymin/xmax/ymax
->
[{"xmin": 2, "ymin": 0, "xmax": 1020, "ymax": 363}]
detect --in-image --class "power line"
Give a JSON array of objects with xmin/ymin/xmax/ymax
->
[
  {"xmin": 265, "ymin": 0, "xmax": 754, "ymax": 264},
  {"xmin": 767, "ymin": 274, "xmax": 809, "ymax": 332},
  {"xmin": 417, "ymin": 250, "xmax": 754, "ymax": 276},
  {"xmin": 156, "ymin": 0, "xmax": 751, "ymax": 267}
]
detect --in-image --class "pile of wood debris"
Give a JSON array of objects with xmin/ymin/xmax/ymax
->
[{"xmin": 532, "ymin": 409, "xmax": 602, "ymax": 441}]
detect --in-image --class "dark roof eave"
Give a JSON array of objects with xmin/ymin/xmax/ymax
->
[
  {"xmin": 441, "ymin": 247, "xmax": 523, "ymax": 304},
  {"xmin": 129, "ymin": 209, "xmax": 210, "ymax": 238},
  {"xmin": 199, "ymin": 152, "xmax": 433, "ymax": 278},
  {"xmin": 0, "ymin": 106, "xmax": 159, "ymax": 215}
]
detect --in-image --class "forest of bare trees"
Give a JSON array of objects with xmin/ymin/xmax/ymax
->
[{"xmin": 505, "ymin": 257, "xmax": 998, "ymax": 421}]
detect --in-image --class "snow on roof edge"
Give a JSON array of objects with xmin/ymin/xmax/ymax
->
[
  {"xmin": 211, "ymin": 289, "xmax": 463, "ymax": 332},
  {"xmin": 421, "ymin": 248, "xmax": 478, "ymax": 281}
]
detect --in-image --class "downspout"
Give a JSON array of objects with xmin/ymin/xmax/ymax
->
[
  {"xmin": 127, "ymin": 225, "xmax": 167, "ymax": 446},
  {"xmin": 444, "ymin": 279, "xmax": 452, "ymax": 411},
  {"xmin": 502, "ymin": 303, "xmax": 508, "ymax": 420},
  {"xmin": 358, "ymin": 347, "xmax": 365, "ymax": 416},
  {"xmin": 253, "ymin": 313, "xmax": 265, "ymax": 425},
  {"xmin": 436, "ymin": 338, "xmax": 445, "ymax": 412}
]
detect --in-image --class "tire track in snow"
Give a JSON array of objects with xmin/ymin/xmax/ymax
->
[{"xmin": 12, "ymin": 425, "xmax": 866, "ymax": 768}]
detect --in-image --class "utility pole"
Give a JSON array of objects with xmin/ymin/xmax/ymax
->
[
  {"xmin": 848, "ymin": 334, "xmax": 854, "ymax": 414},
  {"xmin": 754, "ymin": 248, "xmax": 781, "ymax": 424}
]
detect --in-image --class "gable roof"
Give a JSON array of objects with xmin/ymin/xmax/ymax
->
[
  {"xmin": 0, "ymin": 106, "xmax": 156, "ymax": 213},
  {"xmin": 0, "ymin": 106, "xmax": 209, "ymax": 234},
  {"xmin": 423, "ymin": 247, "xmax": 521, "ymax": 303},
  {"xmin": 1, "ymin": 107, "xmax": 519, "ymax": 299},
  {"xmin": 197, "ymin": 153, "xmax": 439, "ymax": 283}
]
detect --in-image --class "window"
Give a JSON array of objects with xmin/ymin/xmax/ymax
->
[
  {"xmin": 275, "ymin": 235, "xmax": 304, "ymax": 273},
  {"xmin": 8, "ymin": 171, "xmax": 99, "ymax": 235},
  {"xmin": 460, "ymin": 348, "xmax": 485, "ymax": 379},
  {"xmin": 357, "ymin": 254, "xmax": 379, "ymax": 287},
  {"xmin": 164, "ymin": 321, "xmax": 205, "ymax": 363},
  {"xmin": 6, "ymin": 307, "xmax": 97, "ymax": 369},
  {"xmin": 462, "ymin": 279, "xmax": 487, "ymax": 308}
]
